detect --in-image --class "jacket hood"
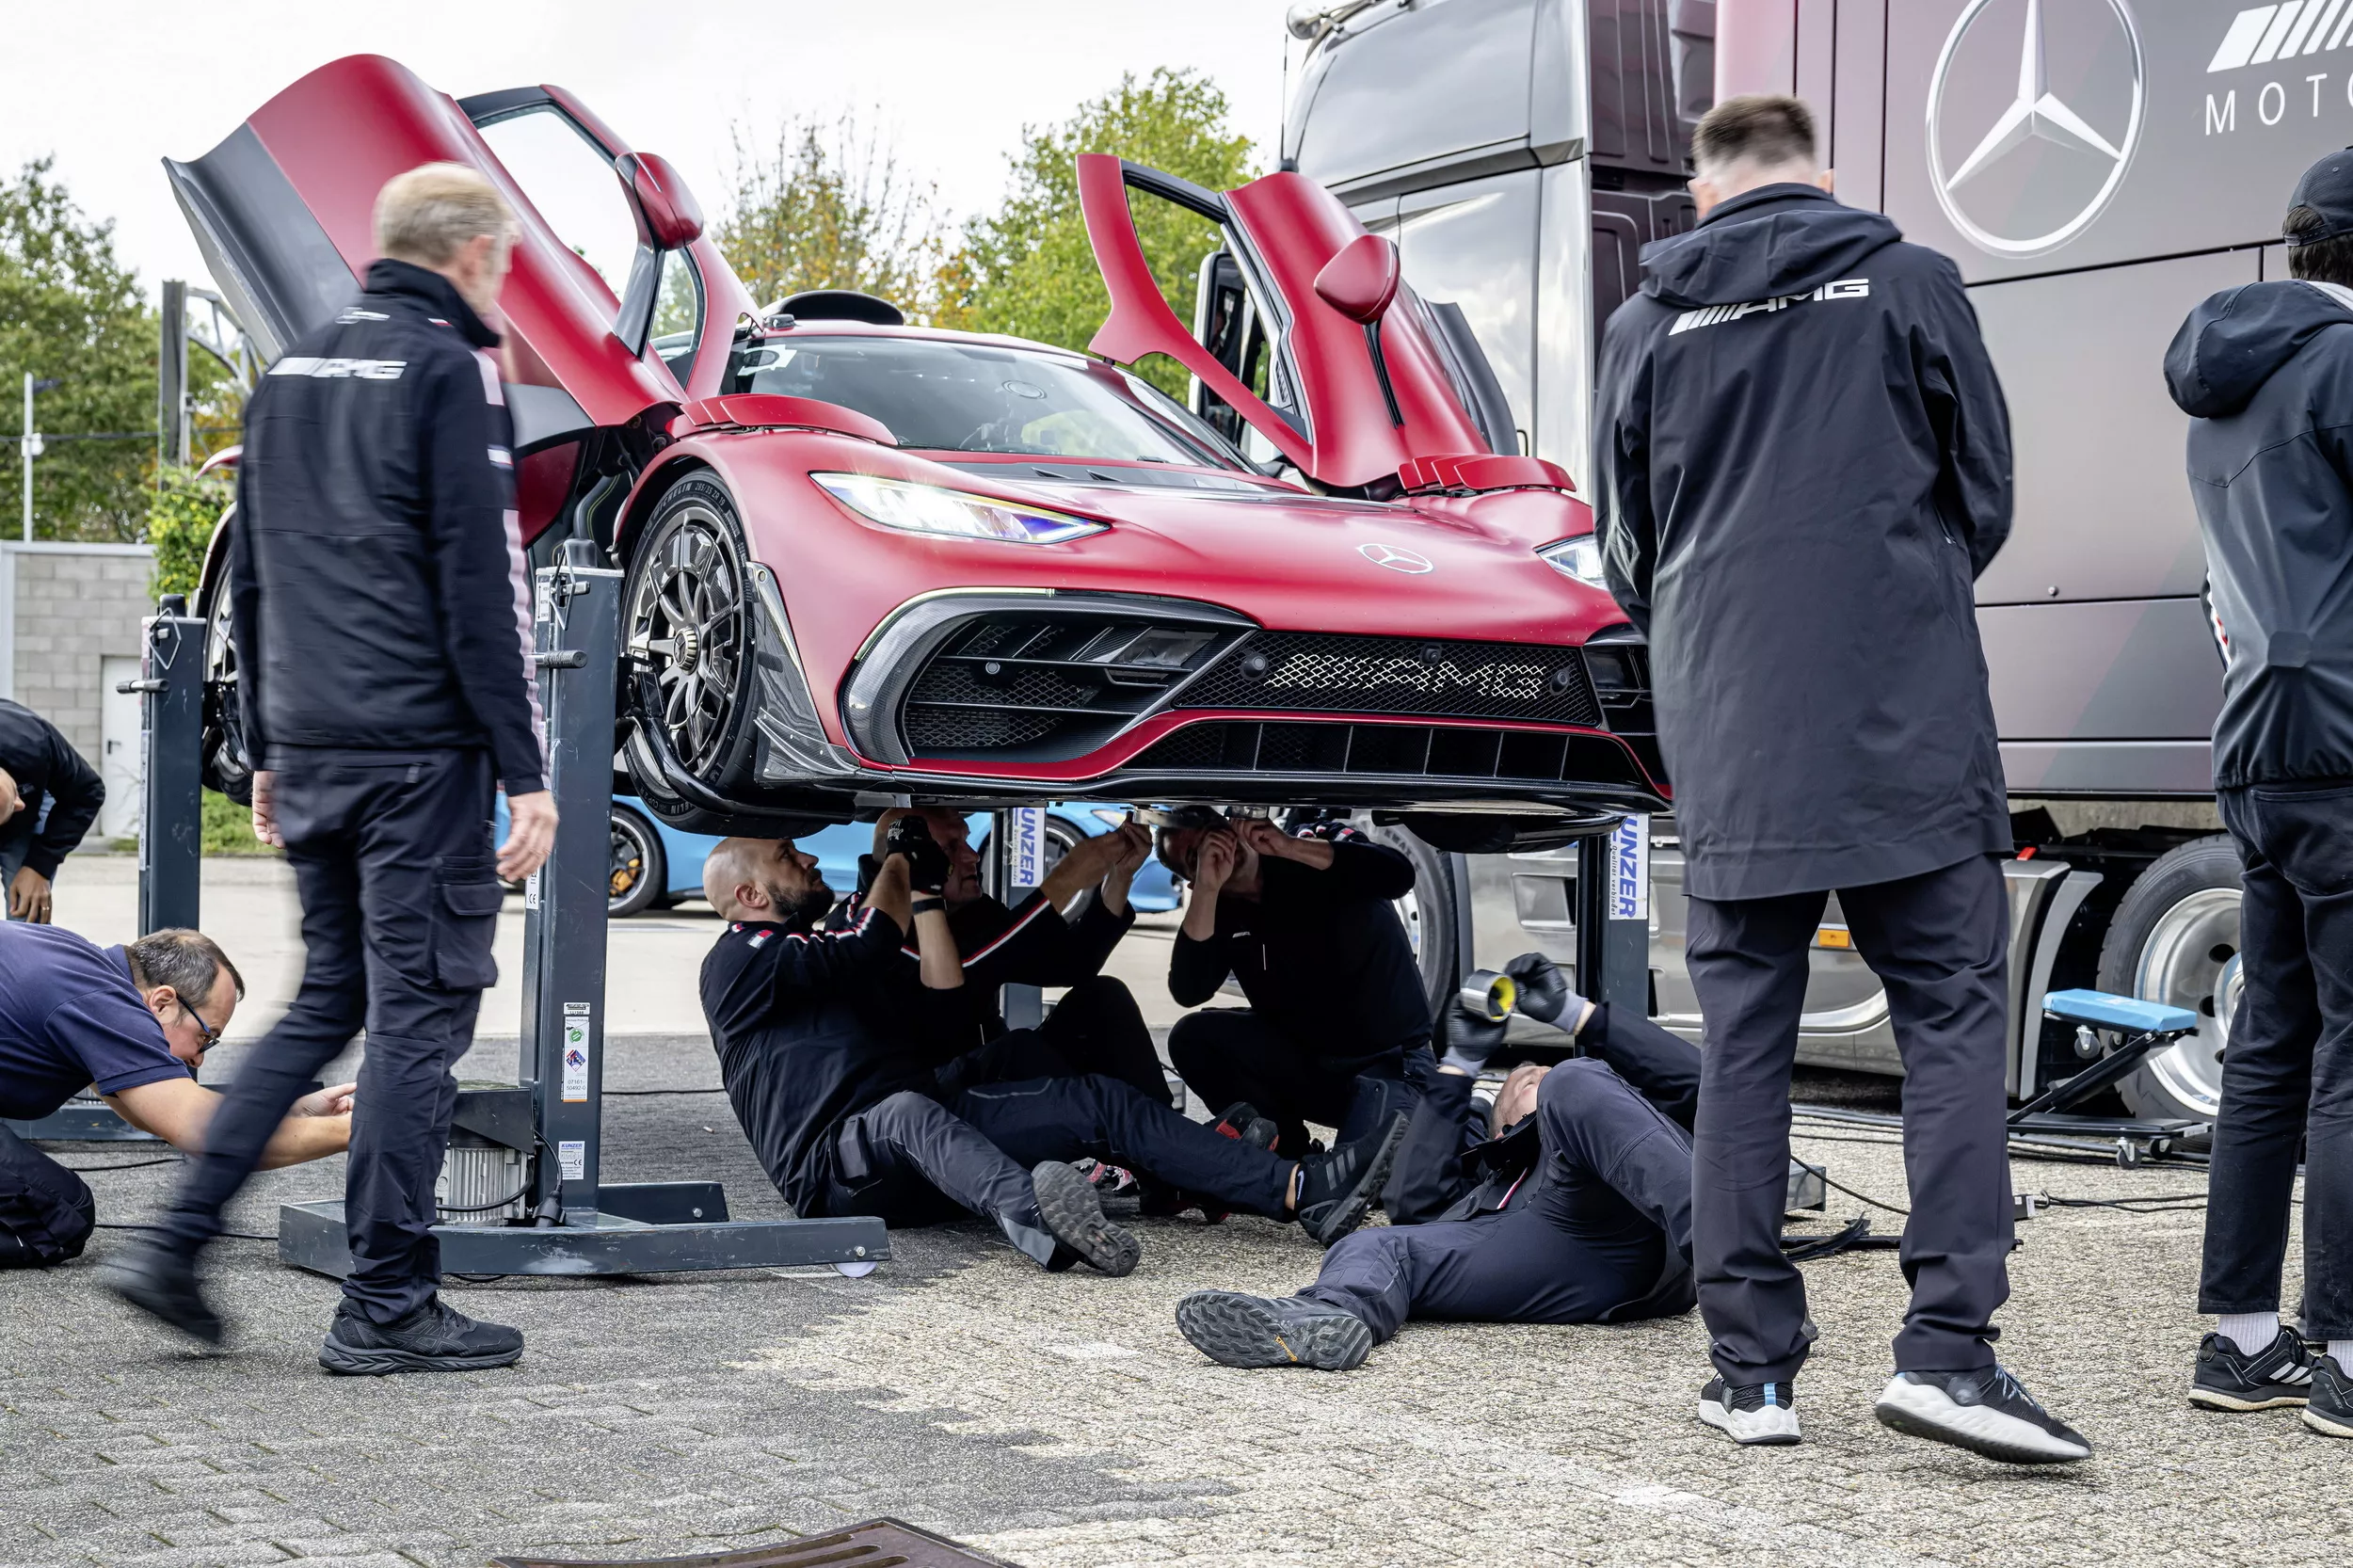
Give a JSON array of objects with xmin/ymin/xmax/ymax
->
[
  {"xmin": 363, "ymin": 258, "xmax": 501, "ymax": 349},
  {"xmin": 1640, "ymin": 184, "xmax": 1902, "ymax": 308},
  {"xmin": 2165, "ymin": 280, "xmax": 2353, "ymax": 418}
]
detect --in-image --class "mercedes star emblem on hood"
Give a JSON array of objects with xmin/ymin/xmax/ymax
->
[
  {"xmin": 1359, "ymin": 542, "xmax": 1435, "ymax": 574},
  {"xmin": 1929, "ymin": 0, "xmax": 2145, "ymax": 259}
]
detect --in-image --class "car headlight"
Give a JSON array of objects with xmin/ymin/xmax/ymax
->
[
  {"xmin": 812, "ymin": 472, "xmax": 1107, "ymax": 544},
  {"xmin": 1537, "ymin": 536, "xmax": 1609, "ymax": 589}
]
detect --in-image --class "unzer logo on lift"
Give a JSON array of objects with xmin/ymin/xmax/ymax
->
[{"xmin": 1928, "ymin": 0, "xmax": 2146, "ymax": 258}]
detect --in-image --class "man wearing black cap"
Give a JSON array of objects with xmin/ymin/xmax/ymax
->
[
  {"xmin": 1593, "ymin": 94, "xmax": 2089, "ymax": 1463},
  {"xmin": 2164, "ymin": 149, "xmax": 2353, "ymax": 1441}
]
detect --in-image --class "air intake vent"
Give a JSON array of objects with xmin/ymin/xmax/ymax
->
[
  {"xmin": 1180, "ymin": 633, "xmax": 1602, "ymax": 728},
  {"xmin": 1127, "ymin": 721, "xmax": 1653, "ymax": 790}
]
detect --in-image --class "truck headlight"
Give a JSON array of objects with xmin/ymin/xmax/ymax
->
[
  {"xmin": 1536, "ymin": 536, "xmax": 1609, "ymax": 589},
  {"xmin": 812, "ymin": 472, "xmax": 1106, "ymax": 545}
]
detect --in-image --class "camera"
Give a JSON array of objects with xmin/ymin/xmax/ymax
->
[{"xmin": 886, "ymin": 814, "xmax": 952, "ymax": 895}]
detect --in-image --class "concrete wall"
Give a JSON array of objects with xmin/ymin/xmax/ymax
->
[{"xmin": 0, "ymin": 540, "xmax": 156, "ymax": 765}]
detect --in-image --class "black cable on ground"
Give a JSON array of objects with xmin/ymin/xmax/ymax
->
[
  {"xmin": 94, "ymin": 1222, "xmax": 275, "ymax": 1241},
  {"xmin": 59, "ymin": 1157, "xmax": 184, "ymax": 1172},
  {"xmin": 2040, "ymin": 1192, "xmax": 2210, "ymax": 1213},
  {"xmin": 1820, "ymin": 1173, "xmax": 1911, "ymax": 1216}
]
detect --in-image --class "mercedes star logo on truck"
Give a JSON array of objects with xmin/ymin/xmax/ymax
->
[{"xmin": 1929, "ymin": 0, "xmax": 2146, "ymax": 257}]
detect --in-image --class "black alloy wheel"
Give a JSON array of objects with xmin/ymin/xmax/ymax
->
[
  {"xmin": 625, "ymin": 479, "xmax": 755, "ymax": 790},
  {"xmin": 198, "ymin": 554, "xmax": 254, "ymax": 806}
]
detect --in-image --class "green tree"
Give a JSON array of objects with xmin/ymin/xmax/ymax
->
[
  {"xmin": 716, "ymin": 114, "xmax": 959, "ymax": 323},
  {"xmin": 147, "ymin": 465, "xmax": 232, "ymax": 600},
  {"xmin": 0, "ymin": 159, "xmax": 159, "ymax": 542},
  {"xmin": 953, "ymin": 69, "xmax": 1257, "ymax": 394}
]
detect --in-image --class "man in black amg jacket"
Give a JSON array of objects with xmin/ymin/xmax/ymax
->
[
  {"xmin": 1160, "ymin": 813, "xmax": 1433, "ymax": 1156},
  {"xmin": 109, "ymin": 165, "xmax": 554, "ymax": 1375},
  {"xmin": 0, "ymin": 698, "xmax": 105, "ymax": 923},
  {"xmin": 1174, "ymin": 954, "xmax": 1697, "ymax": 1370}
]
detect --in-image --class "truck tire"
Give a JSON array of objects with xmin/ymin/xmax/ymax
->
[
  {"xmin": 1362, "ymin": 818, "xmax": 1458, "ymax": 1020},
  {"xmin": 608, "ymin": 804, "xmax": 668, "ymax": 920},
  {"xmin": 2095, "ymin": 834, "xmax": 2244, "ymax": 1123}
]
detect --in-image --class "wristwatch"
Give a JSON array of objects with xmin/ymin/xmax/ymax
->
[{"xmin": 911, "ymin": 896, "xmax": 946, "ymax": 916}]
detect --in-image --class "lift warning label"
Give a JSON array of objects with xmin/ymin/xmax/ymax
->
[
  {"xmin": 1610, "ymin": 815, "xmax": 1650, "ymax": 922},
  {"xmin": 561, "ymin": 1002, "xmax": 592, "ymax": 1102},
  {"xmin": 557, "ymin": 1140, "xmax": 585, "ymax": 1181}
]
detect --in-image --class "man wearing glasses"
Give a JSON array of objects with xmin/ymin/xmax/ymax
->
[{"xmin": 0, "ymin": 923, "xmax": 352, "ymax": 1271}]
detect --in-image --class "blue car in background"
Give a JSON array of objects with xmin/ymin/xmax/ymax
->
[{"xmin": 498, "ymin": 796, "xmax": 1180, "ymax": 919}]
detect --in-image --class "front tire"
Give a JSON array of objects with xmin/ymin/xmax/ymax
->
[
  {"xmin": 1363, "ymin": 817, "xmax": 1457, "ymax": 1020},
  {"xmin": 197, "ymin": 546, "xmax": 252, "ymax": 806},
  {"xmin": 2096, "ymin": 835, "xmax": 2244, "ymax": 1122},
  {"xmin": 623, "ymin": 477, "xmax": 758, "ymax": 795},
  {"xmin": 608, "ymin": 805, "xmax": 668, "ymax": 920}
]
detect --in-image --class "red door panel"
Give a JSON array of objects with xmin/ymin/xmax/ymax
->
[{"xmin": 1079, "ymin": 154, "xmax": 1495, "ymax": 489}]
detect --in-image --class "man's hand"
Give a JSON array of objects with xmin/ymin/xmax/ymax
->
[
  {"xmin": 498, "ymin": 790, "xmax": 558, "ymax": 883},
  {"xmin": 7, "ymin": 865, "xmax": 52, "ymax": 923},
  {"xmin": 1440, "ymin": 1001, "xmax": 1511, "ymax": 1077},
  {"xmin": 1504, "ymin": 952, "xmax": 1576, "ymax": 1027},
  {"xmin": 249, "ymin": 769, "xmax": 283, "ymax": 848},
  {"xmin": 294, "ymin": 1082, "xmax": 357, "ymax": 1118},
  {"xmin": 1097, "ymin": 821, "xmax": 1151, "ymax": 915},
  {"xmin": 1237, "ymin": 818, "xmax": 1336, "ymax": 870},
  {"xmin": 1192, "ymin": 829, "xmax": 1238, "ymax": 894}
]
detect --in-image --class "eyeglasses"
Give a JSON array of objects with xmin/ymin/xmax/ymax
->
[{"xmin": 176, "ymin": 995, "xmax": 222, "ymax": 1054}]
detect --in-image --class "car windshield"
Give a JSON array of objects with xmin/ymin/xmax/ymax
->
[{"xmin": 728, "ymin": 335, "xmax": 1252, "ymax": 469}]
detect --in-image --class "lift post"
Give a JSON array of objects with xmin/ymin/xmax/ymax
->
[
  {"xmin": 989, "ymin": 805, "xmax": 1048, "ymax": 1030},
  {"xmin": 4, "ymin": 599, "xmax": 200, "ymax": 1143},
  {"xmin": 1574, "ymin": 813, "xmax": 1650, "ymax": 1014},
  {"xmin": 276, "ymin": 544, "xmax": 888, "ymax": 1278}
]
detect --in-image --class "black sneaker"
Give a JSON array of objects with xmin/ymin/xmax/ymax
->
[
  {"xmin": 1175, "ymin": 1290, "xmax": 1372, "ymax": 1370},
  {"xmin": 1696, "ymin": 1375, "xmax": 1801, "ymax": 1446},
  {"xmin": 1875, "ymin": 1367, "xmax": 2090, "ymax": 1464},
  {"xmin": 1292, "ymin": 1112, "xmax": 1409, "ymax": 1246},
  {"xmin": 2191, "ymin": 1327, "xmax": 2314, "ymax": 1412},
  {"xmin": 317, "ymin": 1296, "xmax": 523, "ymax": 1376},
  {"xmin": 1213, "ymin": 1101, "xmax": 1280, "ymax": 1152},
  {"xmin": 101, "ymin": 1238, "xmax": 223, "ymax": 1347},
  {"xmin": 2305, "ymin": 1353, "xmax": 2353, "ymax": 1439},
  {"xmin": 1031, "ymin": 1160, "xmax": 1141, "ymax": 1277}
]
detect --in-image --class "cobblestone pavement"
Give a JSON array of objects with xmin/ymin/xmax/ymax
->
[{"xmin": 1, "ymin": 1027, "xmax": 2335, "ymax": 1568}]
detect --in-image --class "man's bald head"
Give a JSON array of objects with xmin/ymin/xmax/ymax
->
[{"xmin": 703, "ymin": 837, "xmax": 830, "ymax": 924}]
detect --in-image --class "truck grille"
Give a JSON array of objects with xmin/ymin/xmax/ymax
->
[
  {"xmin": 1127, "ymin": 720, "xmax": 1652, "ymax": 790},
  {"xmin": 1179, "ymin": 632, "xmax": 1602, "ymax": 728}
]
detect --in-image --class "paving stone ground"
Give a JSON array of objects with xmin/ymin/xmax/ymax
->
[{"xmin": 0, "ymin": 1028, "xmax": 2331, "ymax": 1567}]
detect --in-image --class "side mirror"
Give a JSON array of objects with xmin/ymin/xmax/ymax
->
[
  {"xmin": 617, "ymin": 152, "xmax": 703, "ymax": 249},
  {"xmin": 1313, "ymin": 232, "xmax": 1400, "ymax": 324}
]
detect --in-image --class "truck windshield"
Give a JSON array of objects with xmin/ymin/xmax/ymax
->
[{"xmin": 729, "ymin": 335, "xmax": 1251, "ymax": 469}]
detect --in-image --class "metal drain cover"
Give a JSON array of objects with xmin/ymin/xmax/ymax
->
[{"xmin": 489, "ymin": 1518, "xmax": 1015, "ymax": 1568}]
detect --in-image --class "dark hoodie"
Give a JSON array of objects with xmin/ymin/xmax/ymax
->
[
  {"xmin": 1593, "ymin": 184, "xmax": 2013, "ymax": 900},
  {"xmin": 2164, "ymin": 280, "xmax": 2353, "ymax": 787}
]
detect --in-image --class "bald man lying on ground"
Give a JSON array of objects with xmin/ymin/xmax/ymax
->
[
  {"xmin": 697, "ymin": 834, "xmax": 1409, "ymax": 1273},
  {"xmin": 0, "ymin": 924, "xmax": 352, "ymax": 1272}
]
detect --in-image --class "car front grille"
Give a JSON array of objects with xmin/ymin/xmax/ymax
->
[
  {"xmin": 1178, "ymin": 632, "xmax": 1602, "ymax": 728},
  {"xmin": 1125, "ymin": 720, "xmax": 1653, "ymax": 790},
  {"xmin": 898, "ymin": 610, "xmax": 1242, "ymax": 760}
]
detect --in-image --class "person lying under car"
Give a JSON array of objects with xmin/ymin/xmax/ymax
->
[
  {"xmin": 697, "ymin": 830, "xmax": 1408, "ymax": 1276},
  {"xmin": 1174, "ymin": 952, "xmax": 1697, "ymax": 1368}
]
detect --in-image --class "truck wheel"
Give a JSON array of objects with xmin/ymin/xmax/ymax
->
[
  {"xmin": 2095, "ymin": 835, "xmax": 2244, "ymax": 1122},
  {"xmin": 623, "ymin": 477, "xmax": 758, "ymax": 796},
  {"xmin": 1363, "ymin": 818, "xmax": 1458, "ymax": 1020},
  {"xmin": 608, "ymin": 805, "xmax": 668, "ymax": 920}
]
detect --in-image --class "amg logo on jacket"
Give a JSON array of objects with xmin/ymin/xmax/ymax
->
[{"xmin": 1669, "ymin": 279, "xmax": 1871, "ymax": 336}]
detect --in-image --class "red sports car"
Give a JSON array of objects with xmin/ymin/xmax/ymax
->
[{"xmin": 170, "ymin": 56, "xmax": 1661, "ymax": 849}]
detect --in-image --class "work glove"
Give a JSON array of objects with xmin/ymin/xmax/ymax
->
[
  {"xmin": 1505, "ymin": 952, "xmax": 1577, "ymax": 1027},
  {"xmin": 886, "ymin": 816, "xmax": 952, "ymax": 896},
  {"xmin": 1440, "ymin": 1000, "xmax": 1511, "ymax": 1075}
]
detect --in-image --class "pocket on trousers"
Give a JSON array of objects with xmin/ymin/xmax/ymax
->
[{"xmin": 430, "ymin": 860, "xmax": 504, "ymax": 991}]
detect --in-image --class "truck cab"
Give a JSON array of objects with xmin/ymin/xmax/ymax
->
[{"xmin": 1281, "ymin": 0, "xmax": 2275, "ymax": 1126}]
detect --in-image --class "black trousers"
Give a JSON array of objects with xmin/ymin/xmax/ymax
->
[
  {"xmin": 1301, "ymin": 1058, "xmax": 1689, "ymax": 1339},
  {"xmin": 161, "ymin": 748, "xmax": 502, "ymax": 1323},
  {"xmin": 936, "ymin": 977, "xmax": 1169, "ymax": 1108},
  {"xmin": 812, "ymin": 1073, "xmax": 1295, "ymax": 1264},
  {"xmin": 1166, "ymin": 1008, "xmax": 1427, "ymax": 1154},
  {"xmin": 2205, "ymin": 782, "xmax": 2353, "ymax": 1339},
  {"xmin": 0, "ymin": 1123, "xmax": 94, "ymax": 1269},
  {"xmin": 1687, "ymin": 853, "xmax": 2013, "ymax": 1382}
]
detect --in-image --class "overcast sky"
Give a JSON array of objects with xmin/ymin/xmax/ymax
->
[{"xmin": 1, "ymin": 0, "xmax": 1302, "ymax": 301}]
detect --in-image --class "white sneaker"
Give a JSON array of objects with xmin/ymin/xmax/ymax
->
[
  {"xmin": 1696, "ymin": 1374, "xmax": 1802, "ymax": 1445},
  {"xmin": 1875, "ymin": 1367, "xmax": 2091, "ymax": 1464}
]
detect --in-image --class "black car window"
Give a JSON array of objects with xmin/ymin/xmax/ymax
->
[{"xmin": 728, "ymin": 335, "xmax": 1251, "ymax": 469}]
